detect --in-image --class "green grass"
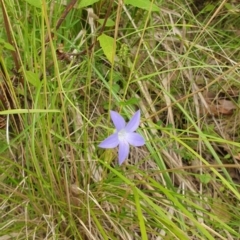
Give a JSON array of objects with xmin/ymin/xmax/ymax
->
[{"xmin": 1, "ymin": 0, "xmax": 240, "ymax": 239}]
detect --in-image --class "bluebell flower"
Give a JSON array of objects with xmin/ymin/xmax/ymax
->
[{"xmin": 99, "ymin": 110, "xmax": 145, "ymax": 165}]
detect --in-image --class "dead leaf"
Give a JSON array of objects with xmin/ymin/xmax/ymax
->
[
  {"xmin": 233, "ymin": 153, "xmax": 240, "ymax": 161},
  {"xmin": 202, "ymin": 90, "xmax": 215, "ymax": 102},
  {"xmin": 0, "ymin": 116, "xmax": 6, "ymax": 128},
  {"xmin": 204, "ymin": 95, "xmax": 237, "ymax": 116},
  {"xmin": 216, "ymin": 99, "xmax": 236, "ymax": 115},
  {"xmin": 70, "ymin": 183, "xmax": 81, "ymax": 196},
  {"xmin": 202, "ymin": 91, "xmax": 237, "ymax": 116}
]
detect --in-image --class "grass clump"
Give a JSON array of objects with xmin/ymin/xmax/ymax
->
[{"xmin": 1, "ymin": 0, "xmax": 240, "ymax": 239}]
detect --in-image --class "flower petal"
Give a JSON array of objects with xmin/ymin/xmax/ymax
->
[
  {"xmin": 118, "ymin": 141, "xmax": 129, "ymax": 165},
  {"xmin": 99, "ymin": 133, "xmax": 119, "ymax": 148},
  {"xmin": 110, "ymin": 111, "xmax": 125, "ymax": 131},
  {"xmin": 126, "ymin": 132, "xmax": 145, "ymax": 146},
  {"xmin": 125, "ymin": 110, "xmax": 140, "ymax": 132}
]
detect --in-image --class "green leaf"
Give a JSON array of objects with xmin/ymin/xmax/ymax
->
[
  {"xmin": 112, "ymin": 84, "xmax": 120, "ymax": 93},
  {"xmin": 198, "ymin": 174, "xmax": 212, "ymax": 184},
  {"xmin": 0, "ymin": 109, "xmax": 60, "ymax": 115},
  {"xmin": 224, "ymin": 153, "xmax": 231, "ymax": 160},
  {"xmin": 224, "ymin": 3, "xmax": 234, "ymax": 11},
  {"xmin": 202, "ymin": 4, "xmax": 215, "ymax": 13},
  {"xmin": 125, "ymin": 0, "xmax": 159, "ymax": 12},
  {"xmin": 157, "ymin": 120, "xmax": 163, "ymax": 126},
  {"xmin": 97, "ymin": 18, "xmax": 115, "ymax": 27},
  {"xmin": 98, "ymin": 34, "xmax": 115, "ymax": 65},
  {"xmin": 4, "ymin": 42, "xmax": 15, "ymax": 51},
  {"xmin": 78, "ymin": 0, "xmax": 100, "ymax": 8},
  {"xmin": 0, "ymin": 38, "xmax": 15, "ymax": 51},
  {"xmin": 24, "ymin": 0, "xmax": 42, "ymax": 8},
  {"xmin": 119, "ymin": 98, "xmax": 140, "ymax": 106},
  {"xmin": 133, "ymin": 187, "xmax": 148, "ymax": 240},
  {"xmin": 25, "ymin": 71, "xmax": 41, "ymax": 87}
]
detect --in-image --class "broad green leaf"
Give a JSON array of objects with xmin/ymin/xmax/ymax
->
[
  {"xmin": 98, "ymin": 34, "xmax": 115, "ymax": 65},
  {"xmin": 198, "ymin": 174, "xmax": 212, "ymax": 184},
  {"xmin": 4, "ymin": 42, "xmax": 15, "ymax": 51},
  {"xmin": 125, "ymin": 0, "xmax": 159, "ymax": 12},
  {"xmin": 24, "ymin": 0, "xmax": 42, "ymax": 8},
  {"xmin": 0, "ymin": 39, "xmax": 15, "ymax": 51},
  {"xmin": 78, "ymin": 0, "xmax": 99, "ymax": 8},
  {"xmin": 119, "ymin": 98, "xmax": 140, "ymax": 106},
  {"xmin": 202, "ymin": 4, "xmax": 215, "ymax": 12},
  {"xmin": 97, "ymin": 18, "xmax": 115, "ymax": 27},
  {"xmin": 25, "ymin": 71, "xmax": 41, "ymax": 87},
  {"xmin": 112, "ymin": 84, "xmax": 120, "ymax": 93},
  {"xmin": 224, "ymin": 3, "xmax": 234, "ymax": 11}
]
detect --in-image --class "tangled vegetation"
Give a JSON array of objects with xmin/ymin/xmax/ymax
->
[{"xmin": 0, "ymin": 0, "xmax": 240, "ymax": 239}]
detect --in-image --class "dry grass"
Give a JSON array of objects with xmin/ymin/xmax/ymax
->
[{"xmin": 0, "ymin": 0, "xmax": 240, "ymax": 239}]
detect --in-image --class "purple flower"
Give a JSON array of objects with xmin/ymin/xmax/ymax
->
[{"xmin": 99, "ymin": 110, "xmax": 145, "ymax": 165}]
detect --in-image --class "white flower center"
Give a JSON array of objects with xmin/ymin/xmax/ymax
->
[{"xmin": 118, "ymin": 129, "xmax": 127, "ymax": 141}]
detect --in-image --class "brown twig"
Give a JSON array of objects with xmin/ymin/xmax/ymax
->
[
  {"xmin": 44, "ymin": 0, "xmax": 78, "ymax": 44},
  {"xmin": 76, "ymin": 0, "xmax": 114, "ymax": 56},
  {"xmin": 38, "ymin": 0, "xmax": 114, "ymax": 81},
  {"xmin": 55, "ymin": 0, "xmax": 114, "ymax": 57},
  {"xmin": 56, "ymin": 0, "xmax": 78, "ymax": 31}
]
